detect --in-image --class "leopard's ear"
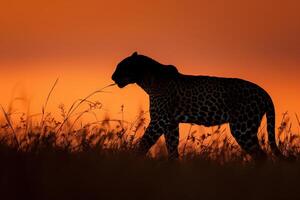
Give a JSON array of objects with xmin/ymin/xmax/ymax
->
[
  {"xmin": 131, "ymin": 52, "xmax": 138, "ymax": 57},
  {"xmin": 165, "ymin": 65, "xmax": 178, "ymax": 75}
]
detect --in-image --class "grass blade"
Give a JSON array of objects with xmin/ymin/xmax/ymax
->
[
  {"xmin": 41, "ymin": 78, "xmax": 59, "ymax": 128},
  {"xmin": 1, "ymin": 105, "xmax": 19, "ymax": 147}
]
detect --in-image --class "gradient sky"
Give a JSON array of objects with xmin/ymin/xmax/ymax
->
[{"xmin": 1, "ymin": 0, "xmax": 300, "ymax": 126}]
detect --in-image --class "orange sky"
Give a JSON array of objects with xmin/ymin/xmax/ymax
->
[{"xmin": 0, "ymin": 0, "xmax": 300, "ymax": 127}]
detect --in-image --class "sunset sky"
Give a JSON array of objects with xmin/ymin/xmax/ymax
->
[{"xmin": 0, "ymin": 0, "xmax": 299, "ymax": 127}]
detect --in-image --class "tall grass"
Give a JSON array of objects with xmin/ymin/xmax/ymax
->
[
  {"xmin": 0, "ymin": 80, "xmax": 299, "ymax": 162},
  {"xmin": 2, "ymin": 81, "xmax": 300, "ymax": 200}
]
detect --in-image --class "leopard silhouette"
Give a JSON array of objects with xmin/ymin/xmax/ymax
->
[{"xmin": 112, "ymin": 52, "xmax": 282, "ymax": 160}]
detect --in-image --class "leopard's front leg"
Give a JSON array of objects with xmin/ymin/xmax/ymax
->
[
  {"xmin": 164, "ymin": 123, "xmax": 179, "ymax": 159},
  {"xmin": 137, "ymin": 120, "xmax": 179, "ymax": 159},
  {"xmin": 137, "ymin": 120, "xmax": 164, "ymax": 155}
]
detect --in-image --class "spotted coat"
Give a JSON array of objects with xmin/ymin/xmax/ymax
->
[{"xmin": 112, "ymin": 52, "xmax": 282, "ymax": 159}]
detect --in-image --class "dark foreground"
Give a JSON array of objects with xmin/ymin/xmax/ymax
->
[{"xmin": 1, "ymin": 145, "xmax": 300, "ymax": 200}]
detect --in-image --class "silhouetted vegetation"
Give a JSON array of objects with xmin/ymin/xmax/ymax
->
[{"xmin": 1, "ymin": 82, "xmax": 300, "ymax": 200}]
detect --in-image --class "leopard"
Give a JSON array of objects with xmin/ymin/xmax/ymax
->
[{"xmin": 111, "ymin": 52, "xmax": 283, "ymax": 160}]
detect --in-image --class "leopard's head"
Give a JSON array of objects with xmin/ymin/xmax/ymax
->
[
  {"xmin": 112, "ymin": 52, "xmax": 179, "ymax": 88},
  {"xmin": 112, "ymin": 52, "xmax": 140, "ymax": 88}
]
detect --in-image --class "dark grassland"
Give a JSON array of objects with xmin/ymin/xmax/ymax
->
[{"xmin": 1, "ymin": 82, "xmax": 300, "ymax": 200}]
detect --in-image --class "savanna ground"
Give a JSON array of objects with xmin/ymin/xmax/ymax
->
[{"xmin": 1, "ymin": 81, "xmax": 300, "ymax": 200}]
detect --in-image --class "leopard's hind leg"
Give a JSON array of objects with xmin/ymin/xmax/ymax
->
[{"xmin": 229, "ymin": 114, "xmax": 267, "ymax": 160}]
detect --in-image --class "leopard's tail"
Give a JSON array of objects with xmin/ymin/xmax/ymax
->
[
  {"xmin": 265, "ymin": 95, "xmax": 295, "ymax": 161},
  {"xmin": 265, "ymin": 98, "xmax": 282, "ymax": 158}
]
